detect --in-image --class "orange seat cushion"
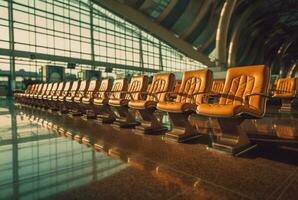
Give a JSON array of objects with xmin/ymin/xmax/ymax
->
[
  {"xmin": 157, "ymin": 102, "xmax": 197, "ymax": 113},
  {"xmin": 128, "ymin": 100, "xmax": 157, "ymax": 109},
  {"xmin": 82, "ymin": 97, "xmax": 92, "ymax": 104},
  {"xmin": 65, "ymin": 96, "xmax": 74, "ymax": 102},
  {"xmin": 197, "ymin": 104, "xmax": 262, "ymax": 118},
  {"xmin": 94, "ymin": 98, "xmax": 109, "ymax": 105},
  {"xmin": 108, "ymin": 99, "xmax": 129, "ymax": 107},
  {"xmin": 59, "ymin": 96, "xmax": 66, "ymax": 101},
  {"xmin": 74, "ymin": 96, "xmax": 82, "ymax": 103}
]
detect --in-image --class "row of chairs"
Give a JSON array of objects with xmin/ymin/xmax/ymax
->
[{"xmin": 16, "ymin": 64, "xmax": 278, "ymax": 155}]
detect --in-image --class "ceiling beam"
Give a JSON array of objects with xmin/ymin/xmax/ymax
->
[{"xmin": 93, "ymin": 0, "xmax": 214, "ymax": 67}]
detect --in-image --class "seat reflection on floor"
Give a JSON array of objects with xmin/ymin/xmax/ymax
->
[
  {"xmin": 0, "ymin": 107, "xmax": 128, "ymax": 200},
  {"xmin": 2, "ymin": 99, "xmax": 298, "ymax": 200}
]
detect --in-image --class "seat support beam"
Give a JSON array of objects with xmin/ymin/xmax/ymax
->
[
  {"xmin": 164, "ymin": 112, "xmax": 201, "ymax": 142},
  {"xmin": 135, "ymin": 108, "xmax": 167, "ymax": 134},
  {"xmin": 207, "ymin": 118, "xmax": 256, "ymax": 156}
]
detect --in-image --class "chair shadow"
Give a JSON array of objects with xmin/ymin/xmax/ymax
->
[{"xmin": 240, "ymin": 142, "xmax": 298, "ymax": 166}]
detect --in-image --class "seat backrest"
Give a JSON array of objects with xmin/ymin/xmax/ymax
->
[
  {"xmin": 30, "ymin": 84, "xmax": 37, "ymax": 93},
  {"xmin": 55, "ymin": 82, "xmax": 65, "ymax": 96},
  {"xmin": 146, "ymin": 73, "xmax": 175, "ymax": 102},
  {"xmin": 110, "ymin": 78, "xmax": 128, "ymax": 99},
  {"xmin": 219, "ymin": 65, "xmax": 270, "ymax": 114},
  {"xmin": 24, "ymin": 84, "xmax": 32, "ymax": 94},
  {"xmin": 25, "ymin": 85, "xmax": 32, "ymax": 93},
  {"xmin": 272, "ymin": 77, "xmax": 296, "ymax": 98},
  {"xmin": 76, "ymin": 80, "xmax": 90, "ymax": 97},
  {"xmin": 176, "ymin": 69, "xmax": 213, "ymax": 104},
  {"xmin": 96, "ymin": 78, "xmax": 113, "ymax": 99},
  {"xmin": 40, "ymin": 83, "xmax": 49, "ymax": 95},
  {"xmin": 126, "ymin": 75, "xmax": 148, "ymax": 100},
  {"xmin": 35, "ymin": 84, "xmax": 44, "ymax": 94},
  {"xmin": 69, "ymin": 81, "xmax": 81, "ymax": 97},
  {"xmin": 78, "ymin": 80, "xmax": 89, "ymax": 91},
  {"xmin": 85, "ymin": 80, "xmax": 100, "ymax": 98},
  {"xmin": 211, "ymin": 79, "xmax": 225, "ymax": 94},
  {"xmin": 61, "ymin": 81, "xmax": 72, "ymax": 96},
  {"xmin": 50, "ymin": 82, "xmax": 59, "ymax": 95},
  {"xmin": 44, "ymin": 83, "xmax": 53, "ymax": 95}
]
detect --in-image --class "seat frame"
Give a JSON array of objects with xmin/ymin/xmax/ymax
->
[
  {"xmin": 68, "ymin": 80, "xmax": 90, "ymax": 116},
  {"xmin": 111, "ymin": 76, "xmax": 148, "ymax": 128},
  {"xmin": 193, "ymin": 65, "xmax": 271, "ymax": 156},
  {"xmin": 272, "ymin": 78, "xmax": 297, "ymax": 112},
  {"xmin": 83, "ymin": 79, "xmax": 113, "ymax": 120},
  {"xmin": 95, "ymin": 78, "xmax": 128, "ymax": 124},
  {"xmin": 59, "ymin": 81, "xmax": 81, "ymax": 114},
  {"xmin": 130, "ymin": 73, "xmax": 175, "ymax": 134}
]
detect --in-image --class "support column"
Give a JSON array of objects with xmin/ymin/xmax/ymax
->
[
  {"xmin": 215, "ymin": 0, "xmax": 237, "ymax": 68},
  {"xmin": 8, "ymin": 0, "xmax": 15, "ymax": 97},
  {"xmin": 227, "ymin": 4, "xmax": 256, "ymax": 67},
  {"xmin": 89, "ymin": 0, "xmax": 95, "ymax": 70},
  {"xmin": 158, "ymin": 41, "xmax": 163, "ymax": 71},
  {"xmin": 139, "ymin": 31, "xmax": 144, "ymax": 74}
]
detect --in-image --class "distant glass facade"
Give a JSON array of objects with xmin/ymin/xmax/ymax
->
[{"xmin": 0, "ymin": 0, "xmax": 205, "ymax": 81}]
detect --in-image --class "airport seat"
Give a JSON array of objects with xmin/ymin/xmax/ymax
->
[
  {"xmin": 24, "ymin": 84, "xmax": 36, "ymax": 99},
  {"xmin": 52, "ymin": 82, "xmax": 66, "ymax": 101},
  {"xmin": 65, "ymin": 81, "xmax": 81, "ymax": 102},
  {"xmin": 78, "ymin": 80, "xmax": 100, "ymax": 117},
  {"xmin": 195, "ymin": 65, "xmax": 270, "ymax": 155},
  {"xmin": 93, "ymin": 78, "xmax": 113, "ymax": 105},
  {"xmin": 157, "ymin": 69, "xmax": 213, "ymax": 142},
  {"xmin": 95, "ymin": 78, "xmax": 128, "ymax": 123},
  {"xmin": 272, "ymin": 77, "xmax": 297, "ymax": 112},
  {"xmin": 34, "ymin": 83, "xmax": 49, "ymax": 107},
  {"xmin": 16, "ymin": 84, "xmax": 32, "ymax": 98},
  {"xmin": 129, "ymin": 73, "xmax": 175, "ymax": 134},
  {"xmin": 47, "ymin": 82, "xmax": 59, "ymax": 100},
  {"xmin": 84, "ymin": 78, "xmax": 113, "ymax": 119},
  {"xmin": 37, "ymin": 83, "xmax": 53, "ymax": 108},
  {"xmin": 109, "ymin": 75, "xmax": 148, "ymax": 127},
  {"xmin": 16, "ymin": 84, "xmax": 33, "ymax": 103},
  {"xmin": 43, "ymin": 83, "xmax": 53, "ymax": 99},
  {"xmin": 62, "ymin": 81, "xmax": 81, "ymax": 113},
  {"xmin": 41, "ymin": 82, "xmax": 59, "ymax": 109},
  {"xmin": 69, "ymin": 80, "xmax": 90, "ymax": 116},
  {"xmin": 81, "ymin": 80, "xmax": 100, "ymax": 104},
  {"xmin": 29, "ymin": 84, "xmax": 44, "ymax": 107},
  {"xmin": 49, "ymin": 82, "xmax": 66, "ymax": 111},
  {"xmin": 73, "ymin": 80, "xmax": 90, "ymax": 103}
]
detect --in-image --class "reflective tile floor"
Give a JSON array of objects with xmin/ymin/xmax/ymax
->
[{"xmin": 0, "ymin": 99, "xmax": 298, "ymax": 200}]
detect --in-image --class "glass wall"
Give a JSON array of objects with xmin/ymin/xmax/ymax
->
[{"xmin": 0, "ymin": 0, "xmax": 205, "ymax": 81}]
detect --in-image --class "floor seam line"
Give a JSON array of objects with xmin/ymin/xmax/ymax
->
[{"xmin": 266, "ymin": 168, "xmax": 297, "ymax": 200}]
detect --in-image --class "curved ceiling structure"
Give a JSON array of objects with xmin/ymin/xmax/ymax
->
[{"xmin": 94, "ymin": 0, "xmax": 298, "ymax": 76}]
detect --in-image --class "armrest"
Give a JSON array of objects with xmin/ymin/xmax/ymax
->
[
  {"xmin": 138, "ymin": 91, "xmax": 159, "ymax": 101},
  {"xmin": 165, "ymin": 91, "xmax": 211, "ymax": 102},
  {"xmin": 119, "ymin": 91, "xmax": 135, "ymax": 100},
  {"xmin": 244, "ymin": 93, "xmax": 270, "ymax": 105}
]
